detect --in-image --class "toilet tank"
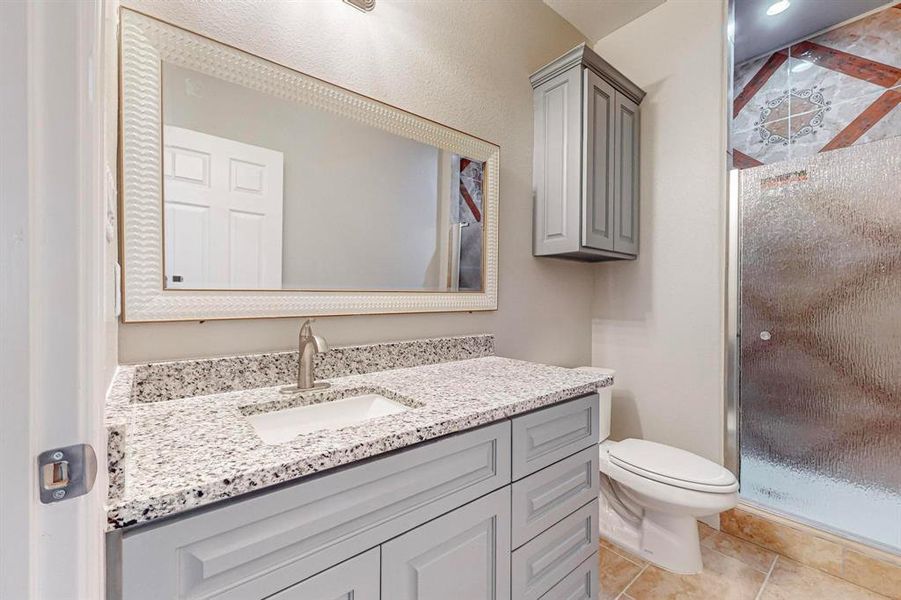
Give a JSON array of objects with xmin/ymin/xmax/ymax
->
[{"xmin": 574, "ymin": 367, "xmax": 614, "ymax": 442}]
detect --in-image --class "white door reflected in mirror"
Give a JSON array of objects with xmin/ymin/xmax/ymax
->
[{"xmin": 163, "ymin": 126, "xmax": 284, "ymax": 289}]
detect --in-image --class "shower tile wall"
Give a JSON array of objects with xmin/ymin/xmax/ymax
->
[
  {"xmin": 733, "ymin": 4, "xmax": 901, "ymax": 168},
  {"xmin": 457, "ymin": 158, "xmax": 483, "ymax": 291}
]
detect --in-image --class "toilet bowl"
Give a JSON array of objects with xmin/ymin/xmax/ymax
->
[{"xmin": 576, "ymin": 367, "xmax": 738, "ymax": 574}]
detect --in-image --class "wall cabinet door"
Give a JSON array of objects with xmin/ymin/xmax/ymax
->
[
  {"xmin": 613, "ymin": 92, "xmax": 640, "ymax": 255},
  {"xmin": 533, "ymin": 67, "xmax": 582, "ymax": 256},
  {"xmin": 268, "ymin": 548, "xmax": 379, "ymax": 600},
  {"xmin": 582, "ymin": 70, "xmax": 616, "ymax": 251},
  {"xmin": 381, "ymin": 487, "xmax": 511, "ymax": 600}
]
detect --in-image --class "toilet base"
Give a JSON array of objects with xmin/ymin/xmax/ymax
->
[
  {"xmin": 641, "ymin": 510, "xmax": 703, "ymax": 574},
  {"xmin": 599, "ymin": 490, "xmax": 704, "ymax": 575}
]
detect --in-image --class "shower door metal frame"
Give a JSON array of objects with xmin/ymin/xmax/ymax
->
[
  {"xmin": 724, "ymin": 0, "xmax": 741, "ymax": 479},
  {"xmin": 724, "ymin": 169, "xmax": 741, "ymax": 478}
]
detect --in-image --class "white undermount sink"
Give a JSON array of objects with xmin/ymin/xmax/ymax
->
[{"xmin": 243, "ymin": 390, "xmax": 413, "ymax": 444}]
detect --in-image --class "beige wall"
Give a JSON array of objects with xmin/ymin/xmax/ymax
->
[
  {"xmin": 118, "ymin": 0, "xmax": 595, "ymax": 365},
  {"xmin": 590, "ymin": 0, "xmax": 728, "ymax": 463}
]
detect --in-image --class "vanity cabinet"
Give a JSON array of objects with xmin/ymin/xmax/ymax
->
[
  {"xmin": 268, "ymin": 549, "xmax": 380, "ymax": 600},
  {"xmin": 531, "ymin": 44, "xmax": 645, "ymax": 261},
  {"xmin": 110, "ymin": 395, "xmax": 600, "ymax": 600},
  {"xmin": 381, "ymin": 487, "xmax": 511, "ymax": 600}
]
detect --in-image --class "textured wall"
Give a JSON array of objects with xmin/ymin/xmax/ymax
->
[
  {"xmin": 118, "ymin": 0, "xmax": 593, "ymax": 365},
  {"xmin": 590, "ymin": 0, "xmax": 729, "ymax": 464}
]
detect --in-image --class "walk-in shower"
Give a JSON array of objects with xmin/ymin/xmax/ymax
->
[
  {"xmin": 729, "ymin": 0, "xmax": 900, "ymax": 554},
  {"xmin": 736, "ymin": 137, "xmax": 900, "ymax": 552}
]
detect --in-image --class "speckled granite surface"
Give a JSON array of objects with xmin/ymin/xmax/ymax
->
[
  {"xmin": 105, "ymin": 342, "xmax": 611, "ymax": 531},
  {"xmin": 131, "ymin": 334, "xmax": 494, "ymax": 403},
  {"xmin": 105, "ymin": 335, "xmax": 493, "ymax": 503}
]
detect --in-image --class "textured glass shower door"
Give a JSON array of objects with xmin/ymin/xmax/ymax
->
[{"xmin": 739, "ymin": 136, "xmax": 901, "ymax": 552}]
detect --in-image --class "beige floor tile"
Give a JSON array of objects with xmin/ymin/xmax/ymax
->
[
  {"xmin": 759, "ymin": 557, "xmax": 890, "ymax": 600},
  {"xmin": 600, "ymin": 536, "xmax": 648, "ymax": 566},
  {"xmin": 720, "ymin": 508, "xmax": 843, "ymax": 576},
  {"xmin": 623, "ymin": 546, "xmax": 766, "ymax": 600},
  {"xmin": 698, "ymin": 522, "xmax": 716, "ymax": 542},
  {"xmin": 843, "ymin": 549, "xmax": 901, "ymax": 600},
  {"xmin": 700, "ymin": 527, "xmax": 778, "ymax": 573},
  {"xmin": 599, "ymin": 546, "xmax": 644, "ymax": 600}
]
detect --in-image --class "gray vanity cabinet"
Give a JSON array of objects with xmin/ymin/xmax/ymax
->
[
  {"xmin": 381, "ymin": 487, "xmax": 511, "ymax": 600},
  {"xmin": 268, "ymin": 549, "xmax": 379, "ymax": 600},
  {"xmin": 111, "ymin": 395, "xmax": 601, "ymax": 600},
  {"xmin": 531, "ymin": 44, "xmax": 645, "ymax": 261}
]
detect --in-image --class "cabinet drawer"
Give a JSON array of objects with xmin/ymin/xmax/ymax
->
[
  {"xmin": 512, "ymin": 500, "xmax": 599, "ymax": 600},
  {"xmin": 268, "ymin": 548, "xmax": 379, "ymax": 600},
  {"xmin": 512, "ymin": 394, "xmax": 599, "ymax": 480},
  {"xmin": 381, "ymin": 487, "xmax": 511, "ymax": 600},
  {"xmin": 539, "ymin": 553, "xmax": 599, "ymax": 600},
  {"xmin": 512, "ymin": 445, "xmax": 599, "ymax": 548},
  {"xmin": 120, "ymin": 421, "xmax": 511, "ymax": 600}
]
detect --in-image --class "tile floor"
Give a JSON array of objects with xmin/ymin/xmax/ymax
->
[{"xmin": 599, "ymin": 523, "xmax": 893, "ymax": 599}]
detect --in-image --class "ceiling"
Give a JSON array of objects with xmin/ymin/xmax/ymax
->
[
  {"xmin": 734, "ymin": 0, "xmax": 890, "ymax": 63},
  {"xmin": 543, "ymin": 0, "xmax": 666, "ymax": 43}
]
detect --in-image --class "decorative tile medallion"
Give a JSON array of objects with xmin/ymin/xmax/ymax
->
[{"xmin": 756, "ymin": 86, "xmax": 831, "ymax": 146}]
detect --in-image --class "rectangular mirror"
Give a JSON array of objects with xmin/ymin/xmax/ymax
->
[{"xmin": 120, "ymin": 9, "xmax": 498, "ymax": 321}]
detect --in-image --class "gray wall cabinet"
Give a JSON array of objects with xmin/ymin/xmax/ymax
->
[
  {"xmin": 531, "ymin": 44, "xmax": 645, "ymax": 261},
  {"xmin": 111, "ymin": 395, "xmax": 600, "ymax": 600}
]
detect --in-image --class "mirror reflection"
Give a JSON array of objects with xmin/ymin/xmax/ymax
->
[{"xmin": 161, "ymin": 62, "xmax": 484, "ymax": 292}]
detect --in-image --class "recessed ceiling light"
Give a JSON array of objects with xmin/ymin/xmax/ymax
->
[
  {"xmin": 791, "ymin": 61, "xmax": 813, "ymax": 73},
  {"xmin": 766, "ymin": 0, "xmax": 791, "ymax": 16}
]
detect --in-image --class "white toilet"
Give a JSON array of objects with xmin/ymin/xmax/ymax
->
[{"xmin": 578, "ymin": 367, "xmax": 738, "ymax": 574}]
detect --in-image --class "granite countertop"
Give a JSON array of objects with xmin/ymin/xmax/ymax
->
[{"xmin": 105, "ymin": 354, "xmax": 611, "ymax": 530}]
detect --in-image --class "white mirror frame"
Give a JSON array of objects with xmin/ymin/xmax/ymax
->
[{"xmin": 119, "ymin": 9, "xmax": 499, "ymax": 322}]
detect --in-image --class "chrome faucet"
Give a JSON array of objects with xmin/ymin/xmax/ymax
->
[{"xmin": 282, "ymin": 318, "xmax": 330, "ymax": 393}]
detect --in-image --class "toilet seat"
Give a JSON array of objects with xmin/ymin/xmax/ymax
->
[{"xmin": 609, "ymin": 439, "xmax": 738, "ymax": 494}]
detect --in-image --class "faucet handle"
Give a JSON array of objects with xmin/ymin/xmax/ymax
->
[{"xmin": 299, "ymin": 317, "xmax": 315, "ymax": 332}]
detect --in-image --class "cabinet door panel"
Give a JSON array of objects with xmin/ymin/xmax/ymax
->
[
  {"xmin": 512, "ymin": 445, "xmax": 599, "ymax": 548},
  {"xmin": 613, "ymin": 92, "xmax": 639, "ymax": 255},
  {"xmin": 533, "ymin": 67, "xmax": 582, "ymax": 256},
  {"xmin": 381, "ymin": 487, "xmax": 511, "ymax": 600},
  {"xmin": 267, "ymin": 548, "xmax": 379, "ymax": 600},
  {"xmin": 512, "ymin": 394, "xmax": 599, "ymax": 480},
  {"xmin": 539, "ymin": 553, "xmax": 599, "ymax": 600},
  {"xmin": 582, "ymin": 70, "xmax": 615, "ymax": 251},
  {"xmin": 512, "ymin": 500, "xmax": 598, "ymax": 600}
]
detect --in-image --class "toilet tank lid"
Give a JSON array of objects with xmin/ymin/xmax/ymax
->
[{"xmin": 609, "ymin": 439, "xmax": 737, "ymax": 489}]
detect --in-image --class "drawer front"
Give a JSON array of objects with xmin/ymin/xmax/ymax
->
[
  {"xmin": 120, "ymin": 421, "xmax": 511, "ymax": 600},
  {"xmin": 512, "ymin": 394, "xmax": 600, "ymax": 480},
  {"xmin": 539, "ymin": 553, "xmax": 599, "ymax": 600},
  {"xmin": 512, "ymin": 499, "xmax": 599, "ymax": 600},
  {"xmin": 381, "ymin": 487, "xmax": 511, "ymax": 600},
  {"xmin": 268, "ymin": 548, "xmax": 379, "ymax": 600},
  {"xmin": 512, "ymin": 445, "xmax": 599, "ymax": 548}
]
